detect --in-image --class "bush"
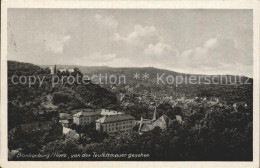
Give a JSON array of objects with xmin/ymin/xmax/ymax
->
[{"xmin": 52, "ymin": 92, "xmax": 72, "ymax": 105}]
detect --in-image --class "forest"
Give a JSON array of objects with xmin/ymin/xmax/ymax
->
[{"xmin": 8, "ymin": 61, "xmax": 253, "ymax": 161}]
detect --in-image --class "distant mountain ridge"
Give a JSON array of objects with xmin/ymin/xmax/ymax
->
[
  {"xmin": 39, "ymin": 64, "xmax": 251, "ymax": 77},
  {"xmin": 39, "ymin": 64, "xmax": 252, "ymax": 85}
]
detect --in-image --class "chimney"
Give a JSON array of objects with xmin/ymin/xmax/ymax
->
[{"xmin": 141, "ymin": 117, "xmax": 143, "ymax": 122}]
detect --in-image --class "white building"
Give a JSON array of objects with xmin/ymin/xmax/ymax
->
[
  {"xmin": 96, "ymin": 114, "xmax": 135, "ymax": 133},
  {"xmin": 49, "ymin": 65, "xmax": 74, "ymax": 75},
  {"xmin": 73, "ymin": 109, "xmax": 101, "ymax": 125},
  {"xmin": 73, "ymin": 108, "xmax": 124, "ymax": 125}
]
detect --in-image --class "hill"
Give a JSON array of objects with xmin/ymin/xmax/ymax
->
[
  {"xmin": 39, "ymin": 64, "xmax": 253, "ymax": 104},
  {"xmin": 8, "ymin": 61, "xmax": 118, "ymax": 129},
  {"xmin": 40, "ymin": 65, "xmax": 252, "ymax": 85}
]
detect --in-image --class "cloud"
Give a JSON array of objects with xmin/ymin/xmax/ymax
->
[
  {"xmin": 95, "ymin": 14, "xmax": 118, "ymax": 32},
  {"xmin": 38, "ymin": 33, "xmax": 71, "ymax": 54},
  {"xmin": 70, "ymin": 15, "xmax": 252, "ymax": 76},
  {"xmin": 144, "ymin": 42, "xmax": 178, "ymax": 57},
  {"xmin": 72, "ymin": 16, "xmax": 172, "ymax": 65},
  {"xmin": 8, "ymin": 11, "xmax": 252, "ymax": 77},
  {"xmin": 178, "ymin": 36, "xmax": 253, "ymax": 76},
  {"xmin": 119, "ymin": 25, "xmax": 162, "ymax": 48},
  {"xmin": 93, "ymin": 13, "xmax": 120, "ymax": 41},
  {"xmin": 181, "ymin": 36, "xmax": 243, "ymax": 68}
]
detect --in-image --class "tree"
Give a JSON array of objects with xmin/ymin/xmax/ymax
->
[{"xmin": 52, "ymin": 92, "xmax": 72, "ymax": 105}]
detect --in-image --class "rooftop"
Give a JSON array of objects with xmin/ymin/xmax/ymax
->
[
  {"xmin": 101, "ymin": 109, "xmax": 123, "ymax": 116},
  {"xmin": 20, "ymin": 121, "xmax": 55, "ymax": 132},
  {"xmin": 96, "ymin": 114, "xmax": 135, "ymax": 124},
  {"xmin": 73, "ymin": 111, "xmax": 101, "ymax": 117},
  {"xmin": 73, "ymin": 109, "xmax": 101, "ymax": 117},
  {"xmin": 73, "ymin": 108, "xmax": 124, "ymax": 117},
  {"xmin": 139, "ymin": 115, "xmax": 172, "ymax": 132},
  {"xmin": 60, "ymin": 119, "xmax": 69, "ymax": 124}
]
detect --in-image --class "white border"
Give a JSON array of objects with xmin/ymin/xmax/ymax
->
[{"xmin": 1, "ymin": 1, "xmax": 259, "ymax": 168}]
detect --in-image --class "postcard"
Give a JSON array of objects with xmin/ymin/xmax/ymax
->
[{"xmin": 1, "ymin": 1, "xmax": 259, "ymax": 168}]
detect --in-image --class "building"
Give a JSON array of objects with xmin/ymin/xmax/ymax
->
[
  {"xmin": 73, "ymin": 108, "xmax": 124, "ymax": 125},
  {"xmin": 100, "ymin": 109, "xmax": 123, "ymax": 116},
  {"xmin": 96, "ymin": 114, "xmax": 135, "ymax": 133},
  {"xmin": 73, "ymin": 109, "xmax": 101, "ymax": 125},
  {"xmin": 49, "ymin": 65, "xmax": 74, "ymax": 75},
  {"xmin": 20, "ymin": 121, "xmax": 62, "ymax": 136},
  {"xmin": 135, "ymin": 106, "xmax": 173, "ymax": 133},
  {"xmin": 49, "ymin": 65, "xmax": 57, "ymax": 75},
  {"xmin": 63, "ymin": 127, "xmax": 72, "ymax": 135},
  {"xmin": 59, "ymin": 112, "xmax": 72, "ymax": 120},
  {"xmin": 59, "ymin": 112, "xmax": 73, "ymax": 123},
  {"xmin": 60, "ymin": 119, "xmax": 69, "ymax": 127},
  {"xmin": 138, "ymin": 115, "xmax": 172, "ymax": 133},
  {"xmin": 153, "ymin": 115, "xmax": 171, "ymax": 129}
]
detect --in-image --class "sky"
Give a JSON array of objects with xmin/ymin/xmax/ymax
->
[{"xmin": 8, "ymin": 9, "xmax": 253, "ymax": 77}]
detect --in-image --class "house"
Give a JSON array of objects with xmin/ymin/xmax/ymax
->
[
  {"xmin": 138, "ymin": 115, "xmax": 172, "ymax": 133},
  {"xmin": 73, "ymin": 109, "xmax": 101, "ymax": 125},
  {"xmin": 73, "ymin": 108, "xmax": 124, "ymax": 125},
  {"xmin": 153, "ymin": 115, "xmax": 171, "ymax": 129},
  {"xmin": 20, "ymin": 121, "xmax": 62, "ymax": 136},
  {"xmin": 95, "ymin": 114, "xmax": 135, "ymax": 133},
  {"xmin": 63, "ymin": 127, "xmax": 72, "ymax": 135},
  {"xmin": 60, "ymin": 119, "xmax": 69, "ymax": 127},
  {"xmin": 100, "ymin": 109, "xmax": 123, "ymax": 116},
  {"xmin": 136, "ymin": 106, "xmax": 173, "ymax": 133},
  {"xmin": 20, "ymin": 121, "xmax": 54, "ymax": 133}
]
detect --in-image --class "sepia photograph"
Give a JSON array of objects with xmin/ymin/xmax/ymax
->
[{"xmin": 1, "ymin": 1, "xmax": 260, "ymax": 168}]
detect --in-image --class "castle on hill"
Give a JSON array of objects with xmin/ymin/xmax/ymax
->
[{"xmin": 49, "ymin": 65, "xmax": 74, "ymax": 75}]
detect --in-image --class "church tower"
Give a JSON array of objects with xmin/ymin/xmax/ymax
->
[{"xmin": 54, "ymin": 64, "xmax": 57, "ymax": 75}]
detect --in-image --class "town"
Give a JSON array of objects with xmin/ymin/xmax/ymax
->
[
  {"xmin": 7, "ymin": 61, "xmax": 253, "ymax": 161},
  {"xmin": 5, "ymin": 7, "xmax": 255, "ymax": 163}
]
